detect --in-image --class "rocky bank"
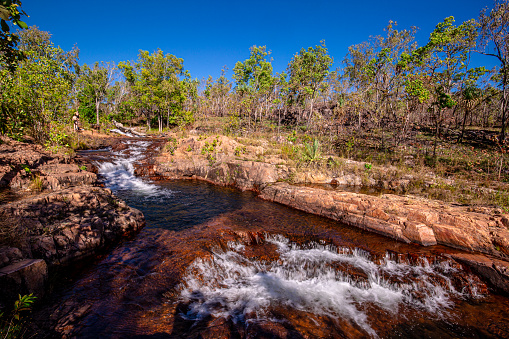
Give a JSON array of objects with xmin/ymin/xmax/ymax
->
[
  {"xmin": 153, "ymin": 134, "xmax": 509, "ymax": 293},
  {"xmin": 0, "ymin": 136, "xmax": 145, "ymax": 309}
]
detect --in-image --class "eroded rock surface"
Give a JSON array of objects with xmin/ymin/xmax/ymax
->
[
  {"xmin": 0, "ymin": 136, "xmax": 145, "ymax": 310},
  {"xmin": 0, "ymin": 136, "xmax": 95, "ymax": 192},
  {"xmin": 153, "ymin": 135, "xmax": 509, "ymax": 260},
  {"xmin": 0, "ymin": 186, "xmax": 144, "ymax": 268}
]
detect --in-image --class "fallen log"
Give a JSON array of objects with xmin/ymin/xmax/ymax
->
[{"xmin": 111, "ymin": 120, "xmax": 147, "ymax": 137}]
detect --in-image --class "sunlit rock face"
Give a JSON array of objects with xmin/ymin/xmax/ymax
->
[{"xmin": 27, "ymin": 138, "xmax": 509, "ymax": 339}]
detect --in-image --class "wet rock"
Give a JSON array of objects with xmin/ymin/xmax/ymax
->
[{"xmin": 450, "ymin": 253, "xmax": 509, "ymax": 294}]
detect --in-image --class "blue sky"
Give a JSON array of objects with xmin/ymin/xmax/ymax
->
[{"xmin": 23, "ymin": 0, "xmax": 496, "ymax": 83}]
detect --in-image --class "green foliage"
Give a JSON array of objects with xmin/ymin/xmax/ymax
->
[
  {"xmin": 287, "ymin": 130, "xmax": 297, "ymax": 143},
  {"xmin": 0, "ymin": 27, "xmax": 78, "ymax": 142},
  {"xmin": 20, "ymin": 164, "xmax": 30, "ymax": 174},
  {"xmin": 79, "ymin": 165, "xmax": 87, "ymax": 171},
  {"xmin": 77, "ymin": 62, "xmax": 115, "ymax": 125},
  {"xmin": 118, "ymin": 49, "xmax": 195, "ymax": 131},
  {"xmin": 302, "ymin": 138, "xmax": 321, "ymax": 163},
  {"xmin": 233, "ymin": 46, "xmax": 274, "ymax": 95},
  {"xmin": 287, "ymin": 41, "xmax": 333, "ymax": 109},
  {"xmin": 165, "ymin": 137, "xmax": 178, "ymax": 155},
  {"xmin": 234, "ymin": 146, "xmax": 247, "ymax": 156},
  {"xmin": 0, "ymin": 0, "xmax": 27, "ymax": 72},
  {"xmin": 44, "ymin": 129, "xmax": 69, "ymax": 152},
  {"xmin": 0, "ymin": 294, "xmax": 36, "ymax": 338},
  {"xmin": 364, "ymin": 163, "xmax": 372, "ymax": 171}
]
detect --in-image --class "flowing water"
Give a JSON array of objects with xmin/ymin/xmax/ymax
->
[{"xmin": 32, "ymin": 139, "xmax": 509, "ymax": 338}]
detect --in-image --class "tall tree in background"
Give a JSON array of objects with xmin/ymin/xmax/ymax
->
[
  {"xmin": 287, "ymin": 41, "xmax": 333, "ymax": 124},
  {"xmin": 204, "ymin": 67, "xmax": 231, "ymax": 116},
  {"xmin": 233, "ymin": 46, "xmax": 274, "ymax": 126},
  {"xmin": 479, "ymin": 0, "xmax": 509, "ymax": 142},
  {"xmin": 119, "ymin": 49, "xmax": 192, "ymax": 131},
  {"xmin": 411, "ymin": 17, "xmax": 478, "ymax": 160},
  {"xmin": 77, "ymin": 62, "xmax": 116, "ymax": 125}
]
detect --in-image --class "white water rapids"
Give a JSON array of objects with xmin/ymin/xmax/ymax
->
[
  {"xmin": 96, "ymin": 140, "xmax": 172, "ymax": 199},
  {"xmin": 89, "ymin": 140, "xmax": 488, "ymax": 337},
  {"xmin": 178, "ymin": 234, "xmax": 484, "ymax": 337}
]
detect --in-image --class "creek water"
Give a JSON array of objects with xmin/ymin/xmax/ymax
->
[{"xmin": 33, "ymin": 139, "xmax": 509, "ymax": 338}]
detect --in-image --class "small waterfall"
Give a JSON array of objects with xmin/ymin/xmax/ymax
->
[
  {"xmin": 177, "ymin": 234, "xmax": 486, "ymax": 337},
  {"xmin": 96, "ymin": 140, "xmax": 172, "ymax": 199}
]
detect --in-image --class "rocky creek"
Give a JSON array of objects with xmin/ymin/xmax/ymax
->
[{"xmin": 24, "ymin": 138, "xmax": 509, "ymax": 338}]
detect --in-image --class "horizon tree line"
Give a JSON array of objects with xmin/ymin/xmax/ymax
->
[{"xmin": 0, "ymin": 0, "xmax": 508, "ymax": 151}]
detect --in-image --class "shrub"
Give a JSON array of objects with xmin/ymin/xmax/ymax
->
[
  {"xmin": 302, "ymin": 138, "xmax": 321, "ymax": 163},
  {"xmin": 0, "ymin": 294, "xmax": 37, "ymax": 339}
]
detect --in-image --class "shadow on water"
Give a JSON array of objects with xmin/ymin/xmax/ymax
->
[
  {"xmin": 115, "ymin": 180, "xmax": 257, "ymax": 231},
  {"xmin": 28, "ymin": 139, "xmax": 509, "ymax": 338}
]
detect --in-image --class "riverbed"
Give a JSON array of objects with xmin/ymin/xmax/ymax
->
[{"xmin": 31, "ymin": 139, "xmax": 509, "ymax": 338}]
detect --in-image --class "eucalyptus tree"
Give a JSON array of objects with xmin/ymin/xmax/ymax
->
[
  {"xmin": 77, "ymin": 61, "xmax": 116, "ymax": 125},
  {"xmin": 479, "ymin": 0, "xmax": 509, "ymax": 142},
  {"xmin": 204, "ymin": 67, "xmax": 231, "ymax": 116},
  {"xmin": 344, "ymin": 22, "xmax": 417, "ymax": 139},
  {"xmin": 119, "ymin": 49, "xmax": 190, "ymax": 131},
  {"xmin": 410, "ymin": 17, "xmax": 478, "ymax": 160},
  {"xmin": 233, "ymin": 45, "xmax": 274, "ymax": 125},
  {"xmin": 287, "ymin": 40, "xmax": 333, "ymax": 124}
]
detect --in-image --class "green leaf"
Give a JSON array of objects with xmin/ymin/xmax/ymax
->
[
  {"xmin": 0, "ymin": 6, "xmax": 9, "ymax": 21},
  {"xmin": 1, "ymin": 19, "xmax": 9, "ymax": 32},
  {"xmin": 16, "ymin": 20, "xmax": 27, "ymax": 29}
]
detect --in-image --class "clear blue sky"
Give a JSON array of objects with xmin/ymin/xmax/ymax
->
[{"xmin": 23, "ymin": 0, "xmax": 496, "ymax": 83}]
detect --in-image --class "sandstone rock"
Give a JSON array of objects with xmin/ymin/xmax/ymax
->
[
  {"xmin": 258, "ymin": 182, "xmax": 509, "ymax": 255},
  {"xmin": 0, "ymin": 247, "xmax": 23, "ymax": 268},
  {"xmin": 450, "ymin": 253, "xmax": 509, "ymax": 294},
  {"xmin": 0, "ymin": 186, "xmax": 145, "ymax": 268}
]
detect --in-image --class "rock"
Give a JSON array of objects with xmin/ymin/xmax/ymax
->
[
  {"xmin": 0, "ymin": 259, "xmax": 48, "ymax": 309},
  {"xmin": 0, "ymin": 186, "xmax": 145, "ymax": 268},
  {"xmin": 258, "ymin": 182, "xmax": 509, "ymax": 255},
  {"xmin": 0, "ymin": 247, "xmax": 23, "ymax": 268},
  {"xmin": 450, "ymin": 253, "xmax": 509, "ymax": 294}
]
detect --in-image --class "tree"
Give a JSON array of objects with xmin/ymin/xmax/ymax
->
[
  {"xmin": 77, "ymin": 62, "xmax": 116, "ymax": 125},
  {"xmin": 287, "ymin": 40, "xmax": 333, "ymax": 124},
  {"xmin": 344, "ymin": 22, "xmax": 417, "ymax": 141},
  {"xmin": 204, "ymin": 67, "xmax": 231, "ymax": 116},
  {"xmin": 118, "ymin": 49, "xmax": 190, "ymax": 131},
  {"xmin": 0, "ymin": 26, "xmax": 78, "ymax": 140},
  {"xmin": 479, "ymin": 0, "xmax": 509, "ymax": 142},
  {"xmin": 410, "ymin": 17, "xmax": 478, "ymax": 160},
  {"xmin": 0, "ymin": 0, "xmax": 27, "ymax": 71},
  {"xmin": 233, "ymin": 46, "xmax": 274, "ymax": 126}
]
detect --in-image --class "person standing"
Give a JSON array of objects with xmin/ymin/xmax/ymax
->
[{"xmin": 72, "ymin": 111, "xmax": 80, "ymax": 131}]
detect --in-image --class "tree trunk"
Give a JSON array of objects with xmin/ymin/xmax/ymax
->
[
  {"xmin": 459, "ymin": 104, "xmax": 469, "ymax": 143},
  {"xmin": 500, "ymin": 87, "xmax": 508, "ymax": 143},
  {"xmin": 95, "ymin": 98, "xmax": 100, "ymax": 125},
  {"xmin": 308, "ymin": 98, "xmax": 314, "ymax": 125}
]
